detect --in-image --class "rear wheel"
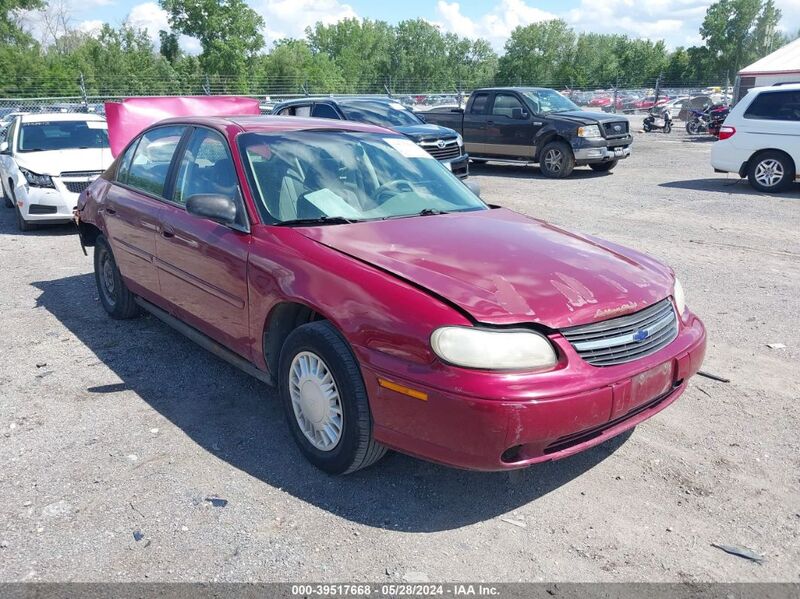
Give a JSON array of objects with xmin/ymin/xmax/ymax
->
[
  {"xmin": 539, "ymin": 141, "xmax": 575, "ymax": 178},
  {"xmin": 279, "ymin": 321, "xmax": 387, "ymax": 474},
  {"xmin": 748, "ymin": 151, "xmax": 794, "ymax": 193},
  {"xmin": 686, "ymin": 120, "xmax": 701, "ymax": 135},
  {"xmin": 94, "ymin": 234, "xmax": 140, "ymax": 319},
  {"xmin": 590, "ymin": 160, "xmax": 618, "ymax": 172}
]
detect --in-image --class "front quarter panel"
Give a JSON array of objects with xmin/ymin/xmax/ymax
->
[{"xmin": 247, "ymin": 225, "xmax": 472, "ymax": 374}]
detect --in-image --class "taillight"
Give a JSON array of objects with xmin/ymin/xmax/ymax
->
[{"xmin": 719, "ymin": 126, "xmax": 736, "ymax": 140}]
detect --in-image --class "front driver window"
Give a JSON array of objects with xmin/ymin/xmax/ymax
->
[
  {"xmin": 125, "ymin": 126, "xmax": 186, "ymax": 197},
  {"xmin": 173, "ymin": 128, "xmax": 244, "ymax": 224}
]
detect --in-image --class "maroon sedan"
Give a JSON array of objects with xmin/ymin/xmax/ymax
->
[{"xmin": 75, "ymin": 116, "xmax": 706, "ymax": 474}]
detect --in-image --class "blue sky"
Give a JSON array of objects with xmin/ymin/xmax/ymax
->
[{"xmin": 41, "ymin": 0, "xmax": 800, "ymax": 54}]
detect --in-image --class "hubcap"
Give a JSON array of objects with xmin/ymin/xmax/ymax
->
[
  {"xmin": 100, "ymin": 251, "xmax": 116, "ymax": 305},
  {"xmin": 754, "ymin": 159, "xmax": 784, "ymax": 188},
  {"xmin": 544, "ymin": 149, "xmax": 563, "ymax": 172},
  {"xmin": 289, "ymin": 351, "xmax": 343, "ymax": 451}
]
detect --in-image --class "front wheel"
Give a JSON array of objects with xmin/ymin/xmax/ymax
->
[
  {"xmin": 589, "ymin": 160, "xmax": 618, "ymax": 172},
  {"xmin": 279, "ymin": 321, "xmax": 387, "ymax": 474},
  {"xmin": 539, "ymin": 141, "xmax": 575, "ymax": 179},
  {"xmin": 748, "ymin": 151, "xmax": 794, "ymax": 193},
  {"xmin": 686, "ymin": 120, "xmax": 701, "ymax": 135},
  {"xmin": 642, "ymin": 120, "xmax": 652, "ymax": 132},
  {"xmin": 94, "ymin": 234, "xmax": 140, "ymax": 319}
]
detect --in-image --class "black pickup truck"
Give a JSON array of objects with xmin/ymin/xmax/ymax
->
[{"xmin": 421, "ymin": 87, "xmax": 633, "ymax": 178}]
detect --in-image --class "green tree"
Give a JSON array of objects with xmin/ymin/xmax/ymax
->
[
  {"xmin": 497, "ymin": 20, "xmax": 576, "ymax": 86},
  {"xmin": 159, "ymin": 30, "xmax": 180, "ymax": 64},
  {"xmin": 159, "ymin": 0, "xmax": 264, "ymax": 89},
  {"xmin": 255, "ymin": 39, "xmax": 344, "ymax": 94},
  {"xmin": 390, "ymin": 19, "xmax": 449, "ymax": 92},
  {"xmin": 700, "ymin": 0, "xmax": 781, "ymax": 78}
]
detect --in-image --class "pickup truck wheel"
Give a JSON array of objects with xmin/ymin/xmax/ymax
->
[
  {"xmin": 279, "ymin": 321, "xmax": 387, "ymax": 475},
  {"xmin": 539, "ymin": 141, "xmax": 575, "ymax": 178},
  {"xmin": 748, "ymin": 151, "xmax": 794, "ymax": 193},
  {"xmin": 589, "ymin": 160, "xmax": 618, "ymax": 172},
  {"xmin": 94, "ymin": 234, "xmax": 140, "ymax": 319}
]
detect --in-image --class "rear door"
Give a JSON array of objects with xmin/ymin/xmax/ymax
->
[
  {"xmin": 462, "ymin": 92, "xmax": 491, "ymax": 155},
  {"xmin": 485, "ymin": 92, "xmax": 537, "ymax": 159},
  {"xmin": 155, "ymin": 127, "xmax": 252, "ymax": 358},
  {"xmin": 103, "ymin": 125, "xmax": 187, "ymax": 300}
]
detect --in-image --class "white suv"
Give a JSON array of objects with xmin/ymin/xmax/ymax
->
[
  {"xmin": 711, "ymin": 84, "xmax": 800, "ymax": 193},
  {"xmin": 0, "ymin": 113, "xmax": 113, "ymax": 231}
]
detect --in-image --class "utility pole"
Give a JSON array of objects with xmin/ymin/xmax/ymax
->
[
  {"xmin": 78, "ymin": 72, "xmax": 89, "ymax": 110},
  {"xmin": 612, "ymin": 77, "xmax": 619, "ymax": 114}
]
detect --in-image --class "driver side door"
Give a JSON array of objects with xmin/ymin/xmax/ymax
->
[{"xmin": 485, "ymin": 93, "xmax": 537, "ymax": 159}]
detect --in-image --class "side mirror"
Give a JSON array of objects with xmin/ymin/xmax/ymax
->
[
  {"xmin": 0, "ymin": 141, "xmax": 8, "ymax": 154},
  {"xmin": 511, "ymin": 107, "xmax": 529, "ymax": 120},
  {"xmin": 186, "ymin": 194, "xmax": 237, "ymax": 226},
  {"xmin": 464, "ymin": 179, "xmax": 481, "ymax": 198}
]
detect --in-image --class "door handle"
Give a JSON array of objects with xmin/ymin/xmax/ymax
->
[
  {"xmin": 487, "ymin": 120, "xmax": 495, "ymax": 126},
  {"xmin": 161, "ymin": 225, "xmax": 175, "ymax": 239},
  {"xmin": 105, "ymin": 206, "xmax": 116, "ymax": 215}
]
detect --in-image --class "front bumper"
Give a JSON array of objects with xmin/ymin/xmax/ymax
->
[
  {"xmin": 361, "ymin": 313, "xmax": 706, "ymax": 471},
  {"xmin": 442, "ymin": 153, "xmax": 469, "ymax": 179},
  {"xmin": 573, "ymin": 136, "xmax": 632, "ymax": 164},
  {"xmin": 15, "ymin": 181, "xmax": 81, "ymax": 223}
]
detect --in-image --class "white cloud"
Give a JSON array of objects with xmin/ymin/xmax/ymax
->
[
  {"xmin": 252, "ymin": 0, "xmax": 358, "ymax": 46},
  {"xmin": 126, "ymin": 2, "xmax": 200, "ymax": 54},
  {"xmin": 77, "ymin": 19, "xmax": 105, "ymax": 35},
  {"xmin": 436, "ymin": 0, "xmax": 557, "ymax": 50}
]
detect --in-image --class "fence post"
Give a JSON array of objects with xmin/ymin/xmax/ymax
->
[
  {"xmin": 612, "ymin": 77, "xmax": 619, "ymax": 114},
  {"xmin": 202, "ymin": 75, "xmax": 211, "ymax": 96},
  {"xmin": 78, "ymin": 72, "xmax": 89, "ymax": 110}
]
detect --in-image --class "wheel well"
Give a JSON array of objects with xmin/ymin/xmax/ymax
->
[
  {"xmin": 534, "ymin": 135, "xmax": 571, "ymax": 162},
  {"xmin": 263, "ymin": 302, "xmax": 325, "ymax": 375},
  {"xmin": 744, "ymin": 148, "xmax": 796, "ymax": 177},
  {"xmin": 78, "ymin": 221, "xmax": 102, "ymax": 247}
]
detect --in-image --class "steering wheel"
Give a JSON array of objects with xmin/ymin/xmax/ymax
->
[{"xmin": 374, "ymin": 179, "xmax": 414, "ymax": 204}]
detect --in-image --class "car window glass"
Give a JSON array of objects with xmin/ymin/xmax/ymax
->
[
  {"xmin": 492, "ymin": 94, "xmax": 525, "ymax": 118},
  {"xmin": 173, "ymin": 128, "xmax": 238, "ymax": 208},
  {"xmin": 294, "ymin": 105, "xmax": 312, "ymax": 117},
  {"xmin": 6, "ymin": 120, "xmax": 16, "ymax": 149},
  {"xmin": 311, "ymin": 104, "xmax": 339, "ymax": 119},
  {"xmin": 17, "ymin": 120, "xmax": 109, "ymax": 152},
  {"xmin": 745, "ymin": 91, "xmax": 800, "ymax": 121},
  {"xmin": 116, "ymin": 140, "xmax": 139, "ymax": 184},
  {"xmin": 126, "ymin": 126, "xmax": 185, "ymax": 197},
  {"xmin": 278, "ymin": 107, "xmax": 292, "ymax": 116},
  {"xmin": 470, "ymin": 94, "xmax": 489, "ymax": 114}
]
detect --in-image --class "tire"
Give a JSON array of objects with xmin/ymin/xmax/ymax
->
[
  {"xmin": 2, "ymin": 180, "xmax": 12, "ymax": 208},
  {"xmin": 589, "ymin": 160, "xmax": 618, "ymax": 172},
  {"xmin": 747, "ymin": 151, "xmax": 794, "ymax": 193},
  {"xmin": 93, "ymin": 234, "xmax": 140, "ymax": 319},
  {"xmin": 539, "ymin": 140, "xmax": 575, "ymax": 179},
  {"xmin": 279, "ymin": 321, "xmax": 387, "ymax": 475},
  {"xmin": 664, "ymin": 121, "xmax": 672, "ymax": 134},
  {"xmin": 13, "ymin": 186, "xmax": 34, "ymax": 231},
  {"xmin": 686, "ymin": 120, "xmax": 700, "ymax": 135},
  {"xmin": 642, "ymin": 121, "xmax": 652, "ymax": 132}
]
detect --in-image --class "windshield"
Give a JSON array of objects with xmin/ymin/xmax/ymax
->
[
  {"xmin": 521, "ymin": 90, "xmax": 579, "ymax": 114},
  {"xmin": 238, "ymin": 131, "xmax": 486, "ymax": 224},
  {"xmin": 338, "ymin": 101, "xmax": 423, "ymax": 128},
  {"xmin": 18, "ymin": 120, "xmax": 109, "ymax": 152}
]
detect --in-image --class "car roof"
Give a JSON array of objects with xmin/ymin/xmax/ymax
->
[
  {"xmin": 751, "ymin": 83, "xmax": 800, "ymax": 93},
  {"xmin": 20, "ymin": 112, "xmax": 106, "ymax": 123},
  {"xmin": 276, "ymin": 97, "xmax": 401, "ymax": 106},
  {"xmin": 156, "ymin": 115, "xmax": 395, "ymax": 136}
]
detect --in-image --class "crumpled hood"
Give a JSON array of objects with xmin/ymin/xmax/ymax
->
[
  {"xmin": 393, "ymin": 123, "xmax": 459, "ymax": 142},
  {"xmin": 298, "ymin": 208, "xmax": 675, "ymax": 329},
  {"xmin": 14, "ymin": 148, "xmax": 113, "ymax": 177}
]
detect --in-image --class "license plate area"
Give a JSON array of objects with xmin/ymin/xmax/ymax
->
[
  {"xmin": 613, "ymin": 147, "xmax": 625, "ymax": 157},
  {"xmin": 611, "ymin": 360, "xmax": 674, "ymax": 418}
]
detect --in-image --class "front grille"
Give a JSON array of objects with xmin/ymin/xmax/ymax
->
[
  {"xmin": 419, "ymin": 139, "xmax": 462, "ymax": 161},
  {"xmin": 602, "ymin": 121, "xmax": 629, "ymax": 138},
  {"xmin": 64, "ymin": 181, "xmax": 92, "ymax": 194},
  {"xmin": 29, "ymin": 204, "xmax": 57, "ymax": 214},
  {"xmin": 61, "ymin": 170, "xmax": 103, "ymax": 178},
  {"xmin": 561, "ymin": 298, "xmax": 678, "ymax": 367}
]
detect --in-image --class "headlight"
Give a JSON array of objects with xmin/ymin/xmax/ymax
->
[
  {"xmin": 577, "ymin": 125, "xmax": 602, "ymax": 138},
  {"xmin": 673, "ymin": 278, "xmax": 686, "ymax": 315},
  {"xmin": 431, "ymin": 327, "xmax": 557, "ymax": 371},
  {"xmin": 20, "ymin": 168, "xmax": 54, "ymax": 188},
  {"xmin": 456, "ymin": 133, "xmax": 464, "ymax": 147}
]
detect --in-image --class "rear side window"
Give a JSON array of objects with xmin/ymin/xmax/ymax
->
[
  {"xmin": 312, "ymin": 103, "xmax": 340, "ymax": 119},
  {"xmin": 744, "ymin": 91, "xmax": 800, "ymax": 121},
  {"xmin": 124, "ymin": 126, "xmax": 186, "ymax": 197},
  {"xmin": 470, "ymin": 94, "xmax": 490, "ymax": 114}
]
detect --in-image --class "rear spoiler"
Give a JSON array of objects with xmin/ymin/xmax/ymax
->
[{"xmin": 104, "ymin": 96, "xmax": 261, "ymax": 157}]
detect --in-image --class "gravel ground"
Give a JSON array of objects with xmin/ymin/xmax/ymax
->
[{"xmin": 0, "ymin": 121, "xmax": 798, "ymax": 583}]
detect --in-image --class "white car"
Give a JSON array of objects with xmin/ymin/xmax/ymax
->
[
  {"xmin": 0, "ymin": 113, "xmax": 113, "ymax": 231},
  {"xmin": 711, "ymin": 84, "xmax": 800, "ymax": 193}
]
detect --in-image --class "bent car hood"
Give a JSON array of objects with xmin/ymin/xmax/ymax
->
[
  {"xmin": 299, "ymin": 208, "xmax": 674, "ymax": 328},
  {"xmin": 14, "ymin": 148, "xmax": 113, "ymax": 177}
]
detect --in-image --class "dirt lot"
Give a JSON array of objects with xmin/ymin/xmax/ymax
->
[{"xmin": 0, "ymin": 122, "xmax": 798, "ymax": 583}]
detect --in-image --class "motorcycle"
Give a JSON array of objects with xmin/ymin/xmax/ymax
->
[
  {"xmin": 642, "ymin": 107, "xmax": 672, "ymax": 133},
  {"xmin": 686, "ymin": 104, "xmax": 729, "ymax": 136},
  {"xmin": 707, "ymin": 105, "xmax": 730, "ymax": 137},
  {"xmin": 685, "ymin": 109, "xmax": 709, "ymax": 135}
]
